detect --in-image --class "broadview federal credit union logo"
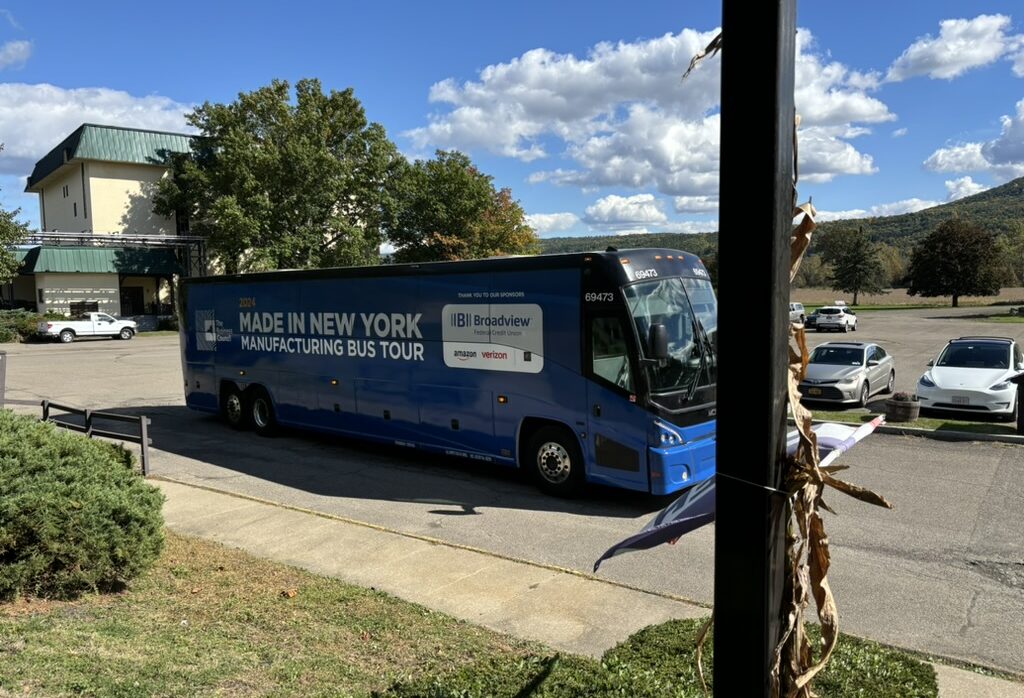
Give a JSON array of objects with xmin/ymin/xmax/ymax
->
[{"xmin": 442, "ymin": 304, "xmax": 543, "ymax": 374}]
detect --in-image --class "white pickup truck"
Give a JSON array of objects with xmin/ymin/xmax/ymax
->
[{"xmin": 38, "ymin": 312, "xmax": 137, "ymax": 343}]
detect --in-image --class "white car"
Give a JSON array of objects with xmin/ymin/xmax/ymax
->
[
  {"xmin": 38, "ymin": 312, "xmax": 138, "ymax": 343},
  {"xmin": 815, "ymin": 305, "xmax": 857, "ymax": 332},
  {"xmin": 789, "ymin": 302, "xmax": 805, "ymax": 323},
  {"xmin": 917, "ymin": 337, "xmax": 1024, "ymax": 421}
]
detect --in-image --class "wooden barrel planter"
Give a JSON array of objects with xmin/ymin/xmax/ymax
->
[{"xmin": 884, "ymin": 397, "xmax": 920, "ymax": 422}]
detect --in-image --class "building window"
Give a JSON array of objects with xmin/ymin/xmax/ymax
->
[
  {"xmin": 73, "ymin": 202, "xmax": 77, "ymax": 217},
  {"xmin": 70, "ymin": 301, "xmax": 99, "ymax": 317},
  {"xmin": 62, "ymin": 185, "xmax": 69, "ymax": 198},
  {"xmin": 38, "ymin": 289, "xmax": 44, "ymax": 303}
]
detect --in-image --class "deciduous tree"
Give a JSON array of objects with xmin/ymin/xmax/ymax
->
[
  {"xmin": 907, "ymin": 219, "xmax": 1003, "ymax": 307},
  {"xmin": 817, "ymin": 227, "xmax": 886, "ymax": 304},
  {"xmin": 0, "ymin": 144, "xmax": 29, "ymax": 284},
  {"xmin": 387, "ymin": 150, "xmax": 538, "ymax": 263},
  {"xmin": 154, "ymin": 79, "xmax": 406, "ymax": 273}
]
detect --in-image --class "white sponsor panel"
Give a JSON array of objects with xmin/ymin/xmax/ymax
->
[{"xmin": 442, "ymin": 303, "xmax": 544, "ymax": 373}]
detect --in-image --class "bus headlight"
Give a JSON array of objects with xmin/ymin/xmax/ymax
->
[{"xmin": 652, "ymin": 420, "xmax": 684, "ymax": 447}]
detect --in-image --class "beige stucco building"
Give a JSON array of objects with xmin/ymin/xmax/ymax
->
[{"xmin": 8, "ymin": 124, "xmax": 195, "ymax": 320}]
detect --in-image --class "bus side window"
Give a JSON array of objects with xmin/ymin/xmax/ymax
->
[{"xmin": 591, "ymin": 315, "xmax": 634, "ymax": 393}]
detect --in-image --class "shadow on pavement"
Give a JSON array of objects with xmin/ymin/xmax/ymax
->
[{"xmin": 59, "ymin": 404, "xmax": 670, "ymax": 520}]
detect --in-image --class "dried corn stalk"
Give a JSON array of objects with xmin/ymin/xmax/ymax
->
[{"xmin": 686, "ymin": 33, "xmax": 893, "ymax": 698}]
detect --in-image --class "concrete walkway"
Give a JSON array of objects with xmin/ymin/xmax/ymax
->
[{"xmin": 155, "ymin": 478, "xmax": 1024, "ymax": 697}]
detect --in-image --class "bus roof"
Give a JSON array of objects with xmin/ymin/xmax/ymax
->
[{"xmin": 184, "ymin": 248, "xmax": 708, "ymax": 286}]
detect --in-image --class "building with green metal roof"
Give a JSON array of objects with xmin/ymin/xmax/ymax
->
[
  {"xmin": 8, "ymin": 124, "xmax": 201, "ymax": 323},
  {"xmin": 24, "ymin": 123, "xmax": 193, "ymax": 236}
]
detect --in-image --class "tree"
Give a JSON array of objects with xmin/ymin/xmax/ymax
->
[
  {"xmin": 792, "ymin": 254, "xmax": 830, "ymax": 288},
  {"xmin": 907, "ymin": 219, "xmax": 1003, "ymax": 307},
  {"xmin": 154, "ymin": 79, "xmax": 406, "ymax": 274},
  {"xmin": 875, "ymin": 242, "xmax": 907, "ymax": 287},
  {"xmin": 1000, "ymin": 221, "xmax": 1024, "ymax": 286},
  {"xmin": 386, "ymin": 150, "xmax": 538, "ymax": 263},
  {"xmin": 816, "ymin": 227, "xmax": 886, "ymax": 304},
  {"xmin": 0, "ymin": 144, "xmax": 29, "ymax": 284}
]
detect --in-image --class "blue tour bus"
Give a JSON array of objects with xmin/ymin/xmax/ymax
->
[{"xmin": 180, "ymin": 248, "xmax": 718, "ymax": 496}]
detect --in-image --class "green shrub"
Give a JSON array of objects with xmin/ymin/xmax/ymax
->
[
  {"xmin": 0, "ymin": 410, "xmax": 165, "ymax": 600},
  {"xmin": 157, "ymin": 315, "xmax": 179, "ymax": 331},
  {"xmin": 0, "ymin": 309, "xmax": 44, "ymax": 343},
  {"xmin": 381, "ymin": 618, "xmax": 937, "ymax": 697}
]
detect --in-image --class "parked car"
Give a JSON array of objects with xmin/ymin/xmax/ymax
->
[
  {"xmin": 815, "ymin": 305, "xmax": 857, "ymax": 332},
  {"xmin": 917, "ymin": 336, "xmax": 1024, "ymax": 421},
  {"xmin": 789, "ymin": 302, "xmax": 806, "ymax": 323},
  {"xmin": 38, "ymin": 312, "xmax": 137, "ymax": 343},
  {"xmin": 805, "ymin": 310, "xmax": 819, "ymax": 329},
  {"xmin": 798, "ymin": 341, "xmax": 895, "ymax": 407}
]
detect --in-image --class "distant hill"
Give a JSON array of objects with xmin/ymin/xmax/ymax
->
[
  {"xmin": 538, "ymin": 176, "xmax": 1024, "ymax": 255},
  {"xmin": 815, "ymin": 176, "xmax": 1024, "ymax": 249},
  {"xmin": 540, "ymin": 231, "xmax": 718, "ymax": 257}
]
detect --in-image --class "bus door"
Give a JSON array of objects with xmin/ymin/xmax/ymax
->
[{"xmin": 584, "ymin": 309, "xmax": 650, "ymax": 491}]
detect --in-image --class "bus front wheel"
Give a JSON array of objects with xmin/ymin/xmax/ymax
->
[
  {"xmin": 221, "ymin": 385, "xmax": 249, "ymax": 430},
  {"xmin": 525, "ymin": 426, "xmax": 583, "ymax": 497}
]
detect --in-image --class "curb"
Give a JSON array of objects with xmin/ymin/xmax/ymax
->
[{"xmin": 789, "ymin": 419, "xmax": 1024, "ymax": 446}]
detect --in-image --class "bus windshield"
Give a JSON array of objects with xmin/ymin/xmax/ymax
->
[{"xmin": 623, "ymin": 277, "xmax": 717, "ymax": 397}]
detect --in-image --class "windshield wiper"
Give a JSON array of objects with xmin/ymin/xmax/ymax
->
[{"xmin": 680, "ymin": 317, "xmax": 715, "ymax": 400}]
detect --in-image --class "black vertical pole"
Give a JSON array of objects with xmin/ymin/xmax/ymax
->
[{"xmin": 715, "ymin": 0, "xmax": 796, "ymax": 695}]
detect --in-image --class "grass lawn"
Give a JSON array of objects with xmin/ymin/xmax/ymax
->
[
  {"xmin": 979, "ymin": 315, "xmax": 1024, "ymax": 324},
  {"xmin": 137, "ymin": 330, "xmax": 179, "ymax": 337},
  {"xmin": 0, "ymin": 532, "xmax": 939, "ymax": 697},
  {"xmin": 810, "ymin": 408, "xmax": 1019, "ymax": 436}
]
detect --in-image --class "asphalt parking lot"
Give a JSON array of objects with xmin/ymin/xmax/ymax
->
[{"xmin": 2, "ymin": 307, "xmax": 1023, "ymax": 674}]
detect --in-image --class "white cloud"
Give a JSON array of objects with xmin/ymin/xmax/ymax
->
[
  {"xmin": 794, "ymin": 31, "xmax": 893, "ymax": 128},
  {"xmin": 886, "ymin": 15, "xmax": 1020, "ymax": 81},
  {"xmin": 0, "ymin": 40, "xmax": 31, "ymax": 70},
  {"xmin": 798, "ymin": 125, "xmax": 877, "ymax": 182},
  {"xmin": 1013, "ymin": 46, "xmax": 1024, "ymax": 77},
  {"xmin": 525, "ymin": 212, "xmax": 580, "ymax": 235},
  {"xmin": 815, "ymin": 208, "xmax": 868, "ymax": 222},
  {"xmin": 924, "ymin": 99, "xmax": 1024, "ymax": 181},
  {"xmin": 817, "ymin": 198, "xmax": 940, "ymax": 221},
  {"xmin": 944, "ymin": 176, "xmax": 988, "ymax": 201},
  {"xmin": 868, "ymin": 198, "xmax": 941, "ymax": 216},
  {"xmin": 409, "ymin": 27, "xmax": 889, "ymax": 196},
  {"xmin": 891, "ymin": 127, "xmax": 908, "ymax": 138},
  {"xmin": 584, "ymin": 193, "xmax": 668, "ymax": 230},
  {"xmin": 923, "ymin": 142, "xmax": 989, "ymax": 172},
  {"xmin": 0, "ymin": 83, "xmax": 193, "ymax": 176},
  {"xmin": 673, "ymin": 195, "xmax": 718, "ymax": 213},
  {"xmin": 0, "ymin": 10, "xmax": 21, "ymax": 30}
]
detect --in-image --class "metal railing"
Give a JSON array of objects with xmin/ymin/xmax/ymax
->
[{"xmin": 41, "ymin": 400, "xmax": 151, "ymax": 476}]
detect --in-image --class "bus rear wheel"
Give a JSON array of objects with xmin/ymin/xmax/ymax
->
[
  {"xmin": 525, "ymin": 425, "xmax": 583, "ymax": 497},
  {"xmin": 249, "ymin": 386, "xmax": 277, "ymax": 437}
]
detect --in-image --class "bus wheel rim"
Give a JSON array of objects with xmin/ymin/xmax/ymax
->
[
  {"xmin": 226, "ymin": 394, "xmax": 242, "ymax": 423},
  {"xmin": 537, "ymin": 442, "xmax": 571, "ymax": 484}
]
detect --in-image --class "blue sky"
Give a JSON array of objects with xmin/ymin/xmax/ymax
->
[{"xmin": 1, "ymin": 1, "xmax": 1023, "ymax": 237}]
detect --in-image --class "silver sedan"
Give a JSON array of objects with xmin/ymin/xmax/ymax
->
[{"xmin": 798, "ymin": 341, "xmax": 896, "ymax": 407}]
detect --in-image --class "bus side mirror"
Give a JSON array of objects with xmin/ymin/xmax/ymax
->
[{"xmin": 648, "ymin": 324, "xmax": 669, "ymax": 361}]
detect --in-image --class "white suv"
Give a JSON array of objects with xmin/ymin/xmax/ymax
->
[
  {"xmin": 815, "ymin": 306, "xmax": 857, "ymax": 333},
  {"xmin": 918, "ymin": 337, "xmax": 1023, "ymax": 421}
]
